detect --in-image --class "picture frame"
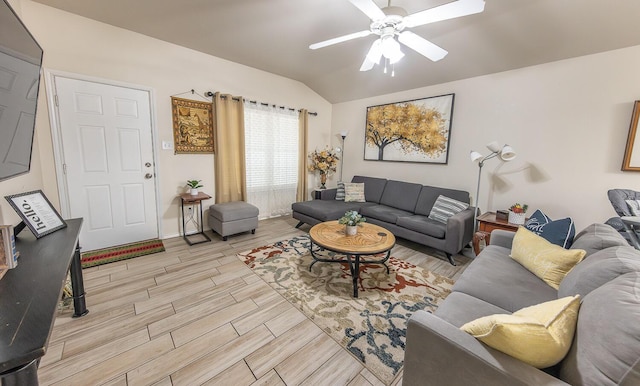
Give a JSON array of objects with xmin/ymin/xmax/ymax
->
[
  {"xmin": 364, "ymin": 93, "xmax": 454, "ymax": 164},
  {"xmin": 622, "ymin": 100, "xmax": 640, "ymax": 171},
  {"xmin": 4, "ymin": 190, "xmax": 67, "ymax": 238},
  {"xmin": 171, "ymin": 97, "xmax": 215, "ymax": 154}
]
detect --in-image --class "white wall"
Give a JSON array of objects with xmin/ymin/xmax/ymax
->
[
  {"xmin": 0, "ymin": 0, "xmax": 332, "ymax": 239},
  {"xmin": 332, "ymin": 45, "xmax": 640, "ymax": 230}
]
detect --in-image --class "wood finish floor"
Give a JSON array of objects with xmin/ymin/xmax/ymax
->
[{"xmin": 39, "ymin": 216, "xmax": 472, "ymax": 386}]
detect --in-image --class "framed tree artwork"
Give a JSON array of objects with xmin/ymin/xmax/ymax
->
[
  {"xmin": 364, "ymin": 93, "xmax": 454, "ymax": 164},
  {"xmin": 171, "ymin": 97, "xmax": 215, "ymax": 154}
]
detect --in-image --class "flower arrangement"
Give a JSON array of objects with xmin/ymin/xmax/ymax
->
[
  {"xmin": 338, "ymin": 210, "xmax": 366, "ymax": 227},
  {"xmin": 509, "ymin": 203, "xmax": 528, "ymax": 214},
  {"xmin": 307, "ymin": 147, "xmax": 339, "ymax": 176}
]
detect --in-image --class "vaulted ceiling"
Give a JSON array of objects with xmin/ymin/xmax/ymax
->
[{"xmin": 33, "ymin": 0, "xmax": 640, "ymax": 103}]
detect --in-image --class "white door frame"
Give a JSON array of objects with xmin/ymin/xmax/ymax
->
[{"xmin": 43, "ymin": 69, "xmax": 163, "ymax": 240}]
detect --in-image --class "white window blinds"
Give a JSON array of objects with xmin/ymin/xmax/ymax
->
[{"xmin": 244, "ymin": 103, "xmax": 299, "ymax": 219}]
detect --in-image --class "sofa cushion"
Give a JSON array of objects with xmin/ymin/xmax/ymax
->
[
  {"xmin": 558, "ymin": 246, "xmax": 640, "ymax": 298},
  {"xmin": 379, "ymin": 180, "xmax": 423, "ymax": 212},
  {"xmin": 396, "ymin": 215, "xmax": 446, "ymax": 239},
  {"xmin": 344, "ymin": 182, "xmax": 366, "ymax": 202},
  {"xmin": 359, "ymin": 204, "xmax": 413, "ymax": 224},
  {"xmin": 559, "ymin": 272, "xmax": 640, "ymax": 385},
  {"xmin": 570, "ymin": 223, "xmax": 628, "ymax": 257},
  {"xmin": 351, "ymin": 175, "xmax": 387, "ymax": 203},
  {"xmin": 453, "ymin": 245, "xmax": 558, "ymax": 312},
  {"xmin": 291, "ymin": 200, "xmax": 371, "ymax": 222},
  {"xmin": 461, "ymin": 295, "xmax": 581, "ymax": 369},
  {"xmin": 511, "ymin": 227, "xmax": 586, "ymax": 290},
  {"xmin": 524, "ymin": 209, "xmax": 576, "ymax": 248},
  {"xmin": 415, "ymin": 186, "xmax": 470, "ymax": 216},
  {"xmin": 335, "ymin": 181, "xmax": 345, "ymax": 201},
  {"xmin": 434, "ymin": 291, "xmax": 510, "ymax": 327},
  {"xmin": 428, "ymin": 195, "xmax": 469, "ymax": 224}
]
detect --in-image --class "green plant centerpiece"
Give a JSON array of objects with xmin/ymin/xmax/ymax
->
[
  {"xmin": 186, "ymin": 180, "xmax": 203, "ymax": 195},
  {"xmin": 508, "ymin": 203, "xmax": 528, "ymax": 225},
  {"xmin": 339, "ymin": 210, "xmax": 366, "ymax": 235}
]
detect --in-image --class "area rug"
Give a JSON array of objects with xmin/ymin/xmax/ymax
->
[
  {"xmin": 81, "ymin": 239, "xmax": 165, "ymax": 268},
  {"xmin": 237, "ymin": 236, "xmax": 454, "ymax": 385}
]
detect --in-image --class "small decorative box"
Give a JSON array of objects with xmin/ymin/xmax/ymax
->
[{"xmin": 496, "ymin": 210, "xmax": 509, "ymax": 221}]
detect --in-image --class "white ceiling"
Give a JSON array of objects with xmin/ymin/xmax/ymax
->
[{"xmin": 33, "ymin": 0, "xmax": 640, "ymax": 103}]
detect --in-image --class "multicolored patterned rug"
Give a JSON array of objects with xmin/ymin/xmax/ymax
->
[
  {"xmin": 237, "ymin": 236, "xmax": 454, "ymax": 385},
  {"xmin": 81, "ymin": 239, "xmax": 165, "ymax": 268}
]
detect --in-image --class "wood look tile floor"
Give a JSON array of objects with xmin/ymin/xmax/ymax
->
[{"xmin": 39, "ymin": 216, "xmax": 472, "ymax": 386}]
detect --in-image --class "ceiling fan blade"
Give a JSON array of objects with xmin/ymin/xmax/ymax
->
[
  {"xmin": 309, "ymin": 30, "xmax": 372, "ymax": 50},
  {"xmin": 398, "ymin": 31, "xmax": 448, "ymax": 61},
  {"xmin": 360, "ymin": 39, "xmax": 382, "ymax": 71},
  {"xmin": 404, "ymin": 0, "xmax": 485, "ymax": 28},
  {"xmin": 348, "ymin": 0, "xmax": 386, "ymax": 21}
]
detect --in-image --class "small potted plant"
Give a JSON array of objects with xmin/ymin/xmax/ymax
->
[
  {"xmin": 338, "ymin": 210, "xmax": 366, "ymax": 235},
  {"xmin": 508, "ymin": 203, "xmax": 528, "ymax": 225},
  {"xmin": 186, "ymin": 180, "xmax": 203, "ymax": 196}
]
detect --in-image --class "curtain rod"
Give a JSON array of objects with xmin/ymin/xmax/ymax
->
[{"xmin": 205, "ymin": 91, "xmax": 318, "ymax": 116}]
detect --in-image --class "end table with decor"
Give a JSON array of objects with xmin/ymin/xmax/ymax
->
[{"xmin": 473, "ymin": 211, "xmax": 523, "ymax": 255}]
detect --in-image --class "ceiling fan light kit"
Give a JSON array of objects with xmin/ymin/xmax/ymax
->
[{"xmin": 310, "ymin": 0, "xmax": 485, "ymax": 75}]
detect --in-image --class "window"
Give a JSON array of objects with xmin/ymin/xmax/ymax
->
[{"xmin": 244, "ymin": 103, "xmax": 299, "ymax": 219}]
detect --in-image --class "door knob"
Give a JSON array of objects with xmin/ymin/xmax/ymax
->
[
  {"xmin": 145, "ymin": 173, "xmax": 153, "ymax": 179},
  {"xmin": 145, "ymin": 162, "xmax": 152, "ymax": 167}
]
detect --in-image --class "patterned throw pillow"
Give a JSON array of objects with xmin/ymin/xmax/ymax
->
[
  {"xmin": 427, "ymin": 195, "xmax": 469, "ymax": 224},
  {"xmin": 335, "ymin": 181, "xmax": 345, "ymax": 201},
  {"xmin": 625, "ymin": 199, "xmax": 640, "ymax": 216},
  {"xmin": 461, "ymin": 295, "xmax": 581, "ymax": 368},
  {"xmin": 524, "ymin": 209, "xmax": 576, "ymax": 248},
  {"xmin": 344, "ymin": 182, "xmax": 365, "ymax": 202}
]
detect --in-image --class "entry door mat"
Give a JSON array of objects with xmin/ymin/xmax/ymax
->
[
  {"xmin": 81, "ymin": 239, "xmax": 165, "ymax": 268},
  {"xmin": 237, "ymin": 235, "xmax": 454, "ymax": 385}
]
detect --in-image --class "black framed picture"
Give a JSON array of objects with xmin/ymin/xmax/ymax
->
[{"xmin": 5, "ymin": 190, "xmax": 67, "ymax": 238}]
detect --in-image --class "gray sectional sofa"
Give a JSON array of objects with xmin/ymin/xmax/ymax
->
[
  {"xmin": 291, "ymin": 175, "xmax": 475, "ymax": 265},
  {"xmin": 403, "ymin": 223, "xmax": 640, "ymax": 385}
]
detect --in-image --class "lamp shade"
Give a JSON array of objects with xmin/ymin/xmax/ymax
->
[
  {"xmin": 470, "ymin": 151, "xmax": 483, "ymax": 162},
  {"xmin": 486, "ymin": 141, "xmax": 502, "ymax": 153},
  {"xmin": 340, "ymin": 130, "xmax": 349, "ymax": 138},
  {"xmin": 500, "ymin": 145, "xmax": 516, "ymax": 161}
]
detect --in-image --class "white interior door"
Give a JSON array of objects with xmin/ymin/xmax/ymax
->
[{"xmin": 53, "ymin": 76, "xmax": 158, "ymax": 251}]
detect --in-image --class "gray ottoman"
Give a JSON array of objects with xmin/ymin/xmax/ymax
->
[{"xmin": 208, "ymin": 201, "xmax": 259, "ymax": 241}]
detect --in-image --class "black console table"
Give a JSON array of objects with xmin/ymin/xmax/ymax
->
[{"xmin": 0, "ymin": 218, "xmax": 87, "ymax": 385}]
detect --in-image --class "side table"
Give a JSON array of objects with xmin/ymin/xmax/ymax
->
[
  {"xmin": 473, "ymin": 212, "xmax": 522, "ymax": 255},
  {"xmin": 179, "ymin": 192, "xmax": 212, "ymax": 245}
]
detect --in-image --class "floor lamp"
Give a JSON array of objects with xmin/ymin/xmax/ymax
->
[
  {"xmin": 470, "ymin": 141, "xmax": 517, "ymax": 232},
  {"xmin": 339, "ymin": 131, "xmax": 349, "ymax": 182}
]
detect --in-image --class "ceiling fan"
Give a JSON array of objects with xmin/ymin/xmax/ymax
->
[{"xmin": 309, "ymin": 0, "xmax": 485, "ymax": 74}]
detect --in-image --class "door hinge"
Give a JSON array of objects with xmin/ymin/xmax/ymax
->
[
  {"xmin": 54, "ymin": 95, "xmax": 59, "ymax": 106},
  {"xmin": 63, "ymin": 163, "xmax": 67, "ymax": 174}
]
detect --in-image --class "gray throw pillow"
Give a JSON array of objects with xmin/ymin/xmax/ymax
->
[
  {"xmin": 335, "ymin": 181, "xmax": 345, "ymax": 201},
  {"xmin": 428, "ymin": 195, "xmax": 469, "ymax": 224},
  {"xmin": 571, "ymin": 223, "xmax": 628, "ymax": 257}
]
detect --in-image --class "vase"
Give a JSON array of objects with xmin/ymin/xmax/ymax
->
[
  {"xmin": 345, "ymin": 225, "xmax": 357, "ymax": 236},
  {"xmin": 190, "ymin": 188, "xmax": 198, "ymax": 196},
  {"xmin": 508, "ymin": 210, "xmax": 526, "ymax": 225},
  {"xmin": 319, "ymin": 172, "xmax": 327, "ymax": 189}
]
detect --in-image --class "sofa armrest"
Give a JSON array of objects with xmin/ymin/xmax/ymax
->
[
  {"xmin": 489, "ymin": 229, "xmax": 516, "ymax": 249},
  {"xmin": 318, "ymin": 188, "xmax": 337, "ymax": 200},
  {"xmin": 403, "ymin": 311, "xmax": 568, "ymax": 386},
  {"xmin": 443, "ymin": 208, "xmax": 475, "ymax": 254}
]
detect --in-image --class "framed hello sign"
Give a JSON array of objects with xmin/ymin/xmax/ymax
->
[{"xmin": 5, "ymin": 190, "xmax": 67, "ymax": 238}]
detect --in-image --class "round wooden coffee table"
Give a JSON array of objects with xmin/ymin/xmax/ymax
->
[{"xmin": 308, "ymin": 220, "xmax": 396, "ymax": 297}]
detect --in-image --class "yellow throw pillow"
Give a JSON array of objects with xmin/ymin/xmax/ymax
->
[
  {"xmin": 461, "ymin": 295, "xmax": 581, "ymax": 368},
  {"xmin": 511, "ymin": 227, "xmax": 586, "ymax": 289}
]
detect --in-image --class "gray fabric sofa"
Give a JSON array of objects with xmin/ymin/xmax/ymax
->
[
  {"xmin": 403, "ymin": 223, "xmax": 640, "ymax": 385},
  {"xmin": 291, "ymin": 176, "xmax": 475, "ymax": 265}
]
